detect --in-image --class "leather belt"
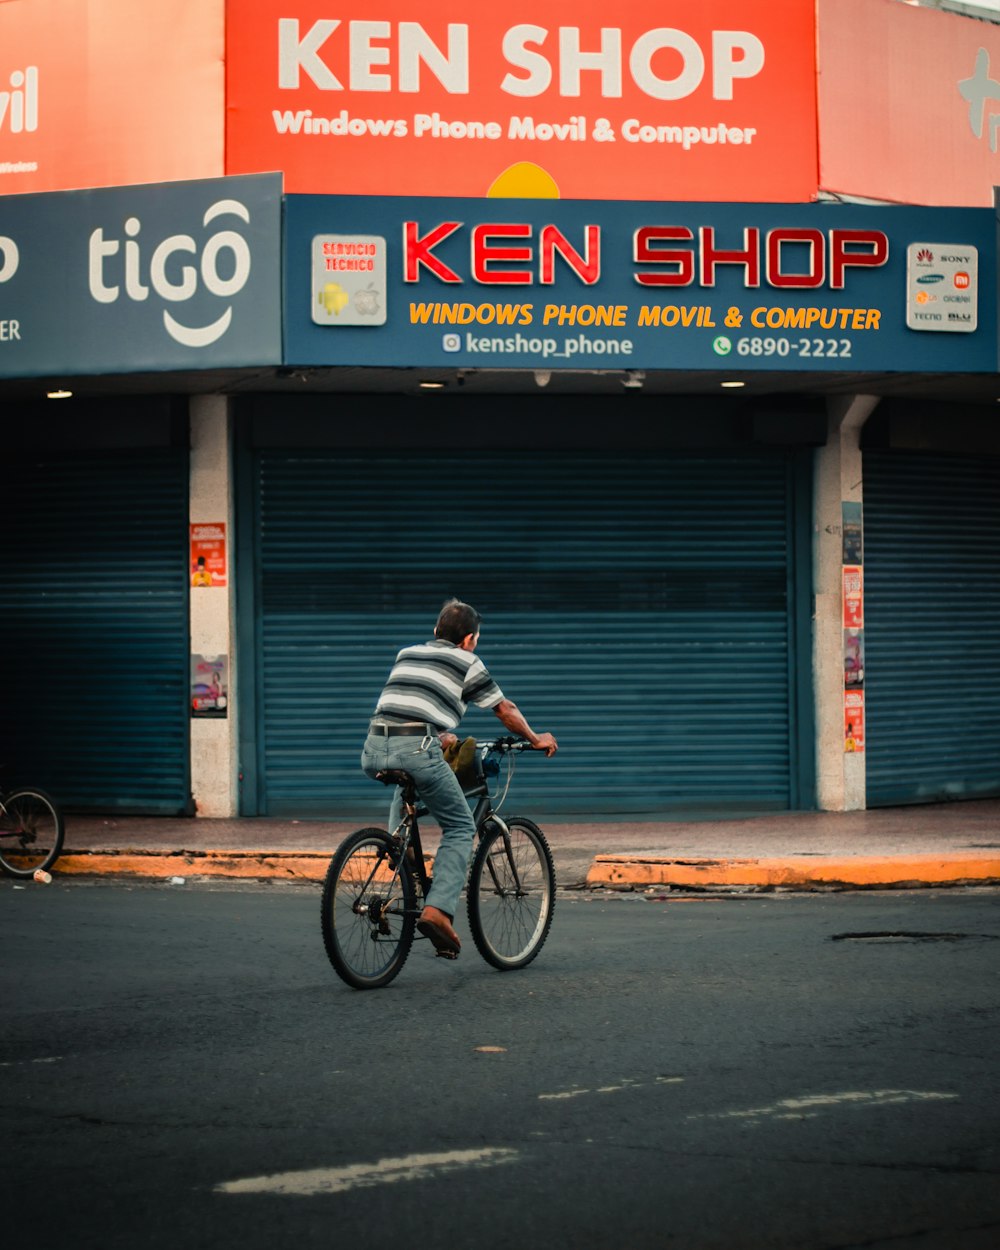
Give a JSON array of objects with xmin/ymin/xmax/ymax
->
[{"xmin": 369, "ymin": 722, "xmax": 435, "ymax": 737}]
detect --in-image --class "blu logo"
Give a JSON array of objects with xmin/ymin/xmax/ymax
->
[
  {"xmin": 0, "ymin": 67, "xmax": 38, "ymax": 133},
  {"xmin": 88, "ymin": 199, "xmax": 252, "ymax": 347}
]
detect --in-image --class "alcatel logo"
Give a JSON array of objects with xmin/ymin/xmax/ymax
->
[
  {"xmin": 0, "ymin": 67, "xmax": 38, "ymax": 133},
  {"xmin": 88, "ymin": 199, "xmax": 252, "ymax": 348}
]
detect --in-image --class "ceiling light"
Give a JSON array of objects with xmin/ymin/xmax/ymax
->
[
  {"xmin": 46, "ymin": 388, "xmax": 73, "ymax": 399},
  {"xmin": 720, "ymin": 380, "xmax": 745, "ymax": 388},
  {"xmin": 533, "ymin": 369, "xmax": 551, "ymax": 388},
  {"xmin": 622, "ymin": 370, "xmax": 645, "ymax": 389},
  {"xmin": 418, "ymin": 380, "xmax": 445, "ymax": 389}
]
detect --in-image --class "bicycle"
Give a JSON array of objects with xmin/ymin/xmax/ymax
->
[
  {"xmin": 0, "ymin": 786, "xmax": 64, "ymax": 878},
  {"xmin": 321, "ymin": 736, "xmax": 556, "ymax": 990}
]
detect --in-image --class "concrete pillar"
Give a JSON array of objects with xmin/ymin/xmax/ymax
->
[
  {"xmin": 189, "ymin": 395, "xmax": 237, "ymax": 817},
  {"xmin": 813, "ymin": 393, "xmax": 879, "ymax": 811}
]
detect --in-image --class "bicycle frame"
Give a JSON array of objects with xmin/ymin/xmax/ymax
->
[{"xmin": 382, "ymin": 761, "xmax": 524, "ymax": 916}]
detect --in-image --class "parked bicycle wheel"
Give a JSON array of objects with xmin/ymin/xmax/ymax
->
[
  {"xmin": 467, "ymin": 816, "xmax": 555, "ymax": 970},
  {"xmin": 321, "ymin": 828, "xmax": 417, "ymax": 989},
  {"xmin": 0, "ymin": 789, "xmax": 64, "ymax": 879}
]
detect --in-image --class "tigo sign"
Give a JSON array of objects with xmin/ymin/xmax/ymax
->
[{"xmin": 0, "ymin": 175, "xmax": 282, "ymax": 379}]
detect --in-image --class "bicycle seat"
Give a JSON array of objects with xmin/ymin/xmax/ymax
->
[{"xmin": 374, "ymin": 769, "xmax": 414, "ymax": 788}]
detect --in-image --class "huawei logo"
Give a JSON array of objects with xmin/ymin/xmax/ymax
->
[{"xmin": 916, "ymin": 248, "xmax": 933, "ymax": 263}]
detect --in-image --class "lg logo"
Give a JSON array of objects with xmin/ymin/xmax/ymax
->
[{"xmin": 88, "ymin": 198, "xmax": 252, "ymax": 347}]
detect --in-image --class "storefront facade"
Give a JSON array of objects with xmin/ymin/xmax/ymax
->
[{"xmin": 2, "ymin": 2, "xmax": 999, "ymax": 819}]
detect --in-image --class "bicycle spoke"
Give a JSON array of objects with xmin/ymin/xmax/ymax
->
[
  {"xmin": 0, "ymin": 790, "xmax": 63, "ymax": 878},
  {"xmin": 468, "ymin": 818, "xmax": 555, "ymax": 970},
  {"xmin": 321, "ymin": 829, "xmax": 416, "ymax": 989}
]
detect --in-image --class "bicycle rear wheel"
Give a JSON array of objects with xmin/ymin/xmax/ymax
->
[
  {"xmin": 467, "ymin": 816, "xmax": 555, "ymax": 970},
  {"xmin": 321, "ymin": 828, "xmax": 417, "ymax": 989},
  {"xmin": 0, "ymin": 789, "xmax": 64, "ymax": 878}
]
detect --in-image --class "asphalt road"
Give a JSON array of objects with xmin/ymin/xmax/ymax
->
[{"xmin": 3, "ymin": 880, "xmax": 998, "ymax": 1250}]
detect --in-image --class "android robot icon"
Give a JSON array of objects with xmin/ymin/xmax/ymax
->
[{"xmin": 318, "ymin": 283, "xmax": 350, "ymax": 316}]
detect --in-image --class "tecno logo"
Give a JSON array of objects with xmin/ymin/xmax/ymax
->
[
  {"xmin": 0, "ymin": 235, "xmax": 19, "ymax": 283},
  {"xmin": 88, "ymin": 198, "xmax": 252, "ymax": 347}
]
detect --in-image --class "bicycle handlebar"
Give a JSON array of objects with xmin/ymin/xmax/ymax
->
[{"xmin": 474, "ymin": 735, "xmax": 535, "ymax": 754}]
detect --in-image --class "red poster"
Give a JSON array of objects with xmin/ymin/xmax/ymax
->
[
  {"xmin": 190, "ymin": 523, "xmax": 227, "ymax": 588},
  {"xmin": 843, "ymin": 565, "xmax": 863, "ymax": 629},
  {"xmin": 226, "ymin": 0, "xmax": 819, "ymax": 201},
  {"xmin": 844, "ymin": 690, "xmax": 864, "ymax": 753}
]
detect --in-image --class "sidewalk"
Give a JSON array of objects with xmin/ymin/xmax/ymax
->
[{"xmin": 47, "ymin": 799, "xmax": 1000, "ymax": 890}]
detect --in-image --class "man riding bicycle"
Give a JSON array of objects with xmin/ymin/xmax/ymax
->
[{"xmin": 362, "ymin": 599, "xmax": 558, "ymax": 959}]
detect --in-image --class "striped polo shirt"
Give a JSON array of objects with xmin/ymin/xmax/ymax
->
[{"xmin": 373, "ymin": 639, "xmax": 504, "ymax": 731}]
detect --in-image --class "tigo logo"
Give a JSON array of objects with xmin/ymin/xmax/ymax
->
[
  {"xmin": 88, "ymin": 198, "xmax": 253, "ymax": 348},
  {"xmin": 0, "ymin": 67, "xmax": 38, "ymax": 133}
]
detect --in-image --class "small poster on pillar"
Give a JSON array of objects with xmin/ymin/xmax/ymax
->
[
  {"xmin": 191, "ymin": 654, "xmax": 229, "ymax": 718},
  {"xmin": 844, "ymin": 690, "xmax": 865, "ymax": 753},
  {"xmin": 190, "ymin": 523, "xmax": 227, "ymax": 588},
  {"xmin": 843, "ymin": 565, "xmax": 864, "ymax": 629}
]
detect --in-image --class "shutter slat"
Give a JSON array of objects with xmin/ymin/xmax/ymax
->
[
  {"xmin": 255, "ymin": 452, "xmax": 797, "ymax": 817},
  {"xmin": 865, "ymin": 450, "xmax": 1000, "ymax": 805},
  {"xmin": 1, "ymin": 453, "xmax": 190, "ymax": 812}
]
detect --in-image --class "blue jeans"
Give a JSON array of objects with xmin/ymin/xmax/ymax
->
[{"xmin": 361, "ymin": 732, "xmax": 476, "ymax": 920}]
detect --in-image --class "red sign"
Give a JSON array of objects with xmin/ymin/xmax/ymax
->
[
  {"xmin": 818, "ymin": 0, "xmax": 1000, "ymax": 207},
  {"xmin": 843, "ymin": 565, "xmax": 864, "ymax": 629},
  {"xmin": 844, "ymin": 690, "xmax": 865, "ymax": 753},
  {"xmin": 226, "ymin": 0, "xmax": 819, "ymax": 201},
  {"xmin": 190, "ymin": 523, "xmax": 227, "ymax": 588},
  {"xmin": 0, "ymin": 0, "xmax": 223, "ymax": 196}
]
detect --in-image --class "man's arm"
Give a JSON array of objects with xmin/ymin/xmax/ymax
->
[{"xmin": 493, "ymin": 699, "xmax": 558, "ymax": 756}]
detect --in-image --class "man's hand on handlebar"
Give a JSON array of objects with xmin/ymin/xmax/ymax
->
[{"xmin": 493, "ymin": 699, "xmax": 558, "ymax": 757}]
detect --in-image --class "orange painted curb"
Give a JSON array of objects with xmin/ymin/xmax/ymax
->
[
  {"xmin": 51, "ymin": 850, "xmax": 437, "ymax": 882},
  {"xmin": 586, "ymin": 853, "xmax": 1000, "ymax": 889}
]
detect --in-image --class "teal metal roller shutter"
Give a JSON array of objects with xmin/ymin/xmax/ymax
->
[
  {"xmin": 1, "ymin": 452, "xmax": 190, "ymax": 812},
  {"xmin": 864, "ymin": 450, "xmax": 1000, "ymax": 805},
  {"xmin": 250, "ymin": 451, "xmax": 805, "ymax": 818}
]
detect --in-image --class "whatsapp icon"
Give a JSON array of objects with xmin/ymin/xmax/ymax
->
[{"xmin": 712, "ymin": 335, "xmax": 732, "ymax": 356}]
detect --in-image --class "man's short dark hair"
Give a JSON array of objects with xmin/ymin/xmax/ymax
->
[{"xmin": 435, "ymin": 598, "xmax": 482, "ymax": 643}]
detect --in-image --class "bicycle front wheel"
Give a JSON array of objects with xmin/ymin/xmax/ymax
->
[
  {"xmin": 321, "ymin": 828, "xmax": 417, "ymax": 990},
  {"xmin": 467, "ymin": 816, "xmax": 555, "ymax": 970},
  {"xmin": 0, "ymin": 789, "xmax": 64, "ymax": 878}
]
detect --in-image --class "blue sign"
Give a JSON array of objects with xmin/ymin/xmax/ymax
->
[
  {"xmin": 283, "ymin": 196, "xmax": 996, "ymax": 374},
  {"xmin": 0, "ymin": 174, "xmax": 282, "ymax": 378}
]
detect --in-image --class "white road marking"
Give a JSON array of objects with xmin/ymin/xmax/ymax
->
[
  {"xmin": 693, "ymin": 1089, "xmax": 958, "ymax": 1126},
  {"xmin": 0, "ymin": 1056, "xmax": 63, "ymax": 1066},
  {"xmin": 538, "ymin": 1076, "xmax": 684, "ymax": 1101},
  {"xmin": 216, "ymin": 1148, "xmax": 518, "ymax": 1196}
]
